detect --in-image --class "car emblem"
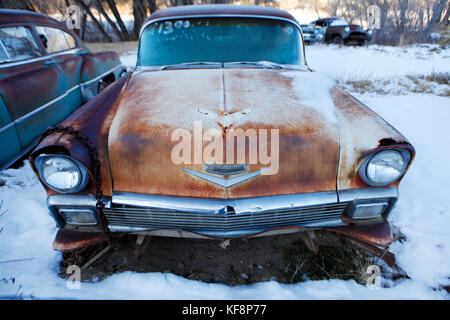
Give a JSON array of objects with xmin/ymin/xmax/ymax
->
[
  {"xmin": 182, "ymin": 167, "xmax": 268, "ymax": 188},
  {"xmin": 205, "ymin": 164, "xmax": 248, "ymax": 175}
]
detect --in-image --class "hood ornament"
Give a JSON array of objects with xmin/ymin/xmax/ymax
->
[
  {"xmin": 182, "ymin": 166, "xmax": 268, "ymax": 188},
  {"xmin": 197, "ymin": 107, "xmax": 253, "ymax": 127}
]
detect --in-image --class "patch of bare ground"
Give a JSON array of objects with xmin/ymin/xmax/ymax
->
[
  {"xmin": 340, "ymin": 72, "xmax": 450, "ymax": 97},
  {"xmin": 85, "ymin": 41, "xmax": 138, "ymax": 56},
  {"xmin": 59, "ymin": 231, "xmax": 407, "ymax": 287}
]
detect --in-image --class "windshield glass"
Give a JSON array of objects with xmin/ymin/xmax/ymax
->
[{"xmin": 138, "ymin": 17, "xmax": 303, "ymax": 67}]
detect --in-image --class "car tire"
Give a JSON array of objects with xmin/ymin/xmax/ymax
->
[{"xmin": 331, "ymin": 35, "xmax": 343, "ymax": 45}]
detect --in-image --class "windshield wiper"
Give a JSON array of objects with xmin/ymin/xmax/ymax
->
[
  {"xmin": 225, "ymin": 61, "xmax": 287, "ymax": 69},
  {"xmin": 160, "ymin": 61, "xmax": 222, "ymax": 70}
]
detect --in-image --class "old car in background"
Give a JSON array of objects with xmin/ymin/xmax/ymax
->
[
  {"xmin": 30, "ymin": 5, "xmax": 414, "ymax": 264},
  {"xmin": 0, "ymin": 9, "xmax": 124, "ymax": 171},
  {"xmin": 344, "ymin": 24, "xmax": 373, "ymax": 46},
  {"xmin": 300, "ymin": 23, "xmax": 324, "ymax": 44},
  {"xmin": 311, "ymin": 17, "xmax": 372, "ymax": 45}
]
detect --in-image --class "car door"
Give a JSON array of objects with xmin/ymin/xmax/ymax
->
[
  {"xmin": 34, "ymin": 25, "xmax": 82, "ymax": 114},
  {"xmin": 0, "ymin": 24, "xmax": 66, "ymax": 169}
]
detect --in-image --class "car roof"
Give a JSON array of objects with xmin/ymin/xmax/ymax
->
[
  {"xmin": 145, "ymin": 5, "xmax": 298, "ymax": 24},
  {"xmin": 0, "ymin": 9, "xmax": 61, "ymax": 26},
  {"xmin": 315, "ymin": 17, "xmax": 340, "ymax": 22}
]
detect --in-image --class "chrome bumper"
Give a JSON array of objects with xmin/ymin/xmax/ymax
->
[{"xmin": 47, "ymin": 188, "xmax": 398, "ymax": 238}]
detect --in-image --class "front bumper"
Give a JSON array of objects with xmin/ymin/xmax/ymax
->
[
  {"xmin": 48, "ymin": 188, "xmax": 397, "ymax": 246},
  {"xmin": 302, "ymin": 33, "xmax": 324, "ymax": 43}
]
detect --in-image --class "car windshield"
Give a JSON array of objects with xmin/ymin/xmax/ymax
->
[{"xmin": 138, "ymin": 17, "xmax": 303, "ymax": 67}]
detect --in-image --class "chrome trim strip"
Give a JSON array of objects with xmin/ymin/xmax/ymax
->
[
  {"xmin": 112, "ymin": 190, "xmax": 339, "ymax": 214},
  {"xmin": 182, "ymin": 167, "xmax": 268, "ymax": 188},
  {"xmin": 0, "ymin": 55, "xmax": 49, "ymax": 68},
  {"xmin": 47, "ymin": 188, "xmax": 399, "ymax": 236},
  {"xmin": 338, "ymin": 187, "xmax": 398, "ymax": 203},
  {"xmin": 205, "ymin": 163, "xmax": 248, "ymax": 175},
  {"xmin": 6, "ymin": 64, "xmax": 120, "ymax": 125},
  {"xmin": 47, "ymin": 188, "xmax": 398, "ymax": 214},
  {"xmin": 14, "ymin": 84, "xmax": 80, "ymax": 124},
  {"xmin": 108, "ymin": 218, "xmax": 345, "ymax": 237},
  {"xmin": 0, "ymin": 48, "xmax": 80, "ymax": 69},
  {"xmin": 138, "ymin": 14, "xmax": 306, "ymax": 66},
  {"xmin": 0, "ymin": 121, "xmax": 15, "ymax": 134},
  {"xmin": 48, "ymin": 194, "xmax": 100, "ymax": 208},
  {"xmin": 80, "ymin": 64, "xmax": 122, "ymax": 87}
]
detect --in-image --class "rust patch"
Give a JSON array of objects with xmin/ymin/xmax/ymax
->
[
  {"xmin": 326, "ymin": 220, "xmax": 393, "ymax": 247},
  {"xmin": 108, "ymin": 69, "xmax": 339, "ymax": 198},
  {"xmin": 332, "ymin": 87, "xmax": 414, "ymax": 190},
  {"xmin": 53, "ymin": 229, "xmax": 107, "ymax": 252},
  {"xmin": 30, "ymin": 75, "xmax": 129, "ymax": 196}
]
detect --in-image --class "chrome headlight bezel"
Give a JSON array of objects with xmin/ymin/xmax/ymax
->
[
  {"xmin": 35, "ymin": 154, "xmax": 90, "ymax": 193},
  {"xmin": 359, "ymin": 149, "xmax": 411, "ymax": 187}
]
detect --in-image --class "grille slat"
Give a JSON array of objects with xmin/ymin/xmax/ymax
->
[
  {"xmin": 105, "ymin": 212, "xmax": 341, "ymax": 227},
  {"xmin": 104, "ymin": 202, "xmax": 347, "ymax": 232}
]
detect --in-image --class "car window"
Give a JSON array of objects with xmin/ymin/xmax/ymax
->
[
  {"xmin": 330, "ymin": 19, "xmax": 348, "ymax": 27},
  {"xmin": 64, "ymin": 32, "xmax": 77, "ymax": 48},
  {"xmin": 35, "ymin": 26, "xmax": 76, "ymax": 53},
  {"xmin": 139, "ymin": 17, "xmax": 303, "ymax": 66},
  {"xmin": 0, "ymin": 26, "xmax": 42, "ymax": 63}
]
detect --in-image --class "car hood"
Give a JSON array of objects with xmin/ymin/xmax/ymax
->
[{"xmin": 107, "ymin": 68, "xmax": 340, "ymax": 199}]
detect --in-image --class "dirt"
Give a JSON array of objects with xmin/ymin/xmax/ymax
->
[{"xmin": 59, "ymin": 230, "xmax": 400, "ymax": 286}]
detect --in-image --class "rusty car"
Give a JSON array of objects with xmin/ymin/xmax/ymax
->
[
  {"xmin": 311, "ymin": 17, "xmax": 372, "ymax": 45},
  {"xmin": 29, "ymin": 5, "xmax": 414, "ymax": 265},
  {"xmin": 0, "ymin": 9, "xmax": 124, "ymax": 171}
]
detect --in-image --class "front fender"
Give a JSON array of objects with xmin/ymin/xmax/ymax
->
[
  {"xmin": 332, "ymin": 87, "xmax": 415, "ymax": 191},
  {"xmin": 30, "ymin": 74, "xmax": 130, "ymax": 197}
]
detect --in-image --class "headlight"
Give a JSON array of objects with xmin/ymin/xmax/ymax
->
[
  {"xmin": 36, "ymin": 155, "xmax": 89, "ymax": 193},
  {"xmin": 345, "ymin": 26, "xmax": 350, "ymax": 32},
  {"xmin": 360, "ymin": 150, "xmax": 410, "ymax": 186}
]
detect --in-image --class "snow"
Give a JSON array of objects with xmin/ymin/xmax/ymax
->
[
  {"xmin": 1, "ymin": 44, "xmax": 449, "ymax": 299},
  {"xmin": 120, "ymin": 51, "xmax": 138, "ymax": 71},
  {"xmin": 284, "ymin": 71, "xmax": 338, "ymax": 124},
  {"xmin": 306, "ymin": 43, "xmax": 450, "ymax": 79}
]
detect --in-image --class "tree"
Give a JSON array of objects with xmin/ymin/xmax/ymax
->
[
  {"xmin": 74, "ymin": 0, "xmax": 113, "ymax": 42},
  {"xmin": 421, "ymin": 0, "xmax": 447, "ymax": 40}
]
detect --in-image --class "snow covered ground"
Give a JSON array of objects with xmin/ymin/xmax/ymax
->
[{"xmin": 0, "ymin": 44, "xmax": 449, "ymax": 299}]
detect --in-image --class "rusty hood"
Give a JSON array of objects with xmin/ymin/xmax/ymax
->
[{"xmin": 108, "ymin": 68, "xmax": 340, "ymax": 199}]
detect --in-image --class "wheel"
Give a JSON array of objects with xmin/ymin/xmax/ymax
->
[{"xmin": 331, "ymin": 35, "xmax": 343, "ymax": 45}]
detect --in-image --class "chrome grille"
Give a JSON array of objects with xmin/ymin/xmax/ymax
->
[{"xmin": 104, "ymin": 202, "xmax": 348, "ymax": 232}]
